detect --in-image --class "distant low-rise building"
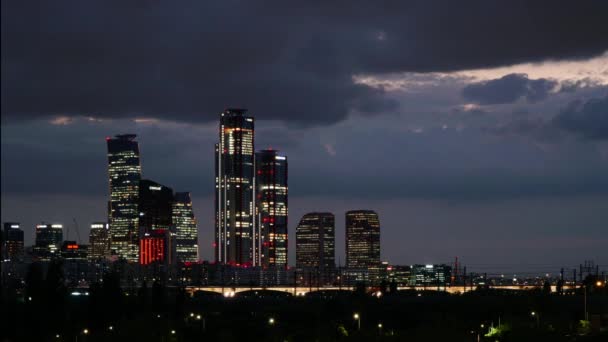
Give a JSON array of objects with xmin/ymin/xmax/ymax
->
[{"xmin": 410, "ymin": 264, "xmax": 452, "ymax": 287}]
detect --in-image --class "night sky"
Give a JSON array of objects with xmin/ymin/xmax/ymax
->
[{"xmin": 2, "ymin": 1, "xmax": 607, "ymax": 273}]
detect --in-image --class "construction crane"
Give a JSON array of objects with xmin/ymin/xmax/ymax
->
[{"xmin": 66, "ymin": 218, "xmax": 83, "ymax": 244}]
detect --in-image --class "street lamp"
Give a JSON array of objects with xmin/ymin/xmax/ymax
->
[
  {"xmin": 83, "ymin": 329, "xmax": 89, "ymax": 335},
  {"xmin": 353, "ymin": 313, "xmax": 361, "ymax": 330},
  {"xmin": 531, "ymin": 311, "xmax": 540, "ymax": 328},
  {"xmin": 268, "ymin": 317, "xmax": 275, "ymax": 325},
  {"xmin": 108, "ymin": 326, "xmax": 113, "ymax": 331},
  {"xmin": 377, "ymin": 323, "xmax": 383, "ymax": 335}
]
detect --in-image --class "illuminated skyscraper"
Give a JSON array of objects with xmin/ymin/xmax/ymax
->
[
  {"xmin": 172, "ymin": 192, "xmax": 198, "ymax": 263},
  {"xmin": 253, "ymin": 149, "xmax": 288, "ymax": 267},
  {"xmin": 107, "ymin": 134, "xmax": 142, "ymax": 262},
  {"xmin": 345, "ymin": 210, "xmax": 380, "ymax": 269},
  {"xmin": 215, "ymin": 109, "xmax": 255, "ymax": 266},
  {"xmin": 138, "ymin": 179, "xmax": 175, "ymax": 265},
  {"xmin": 33, "ymin": 223, "xmax": 63, "ymax": 261},
  {"xmin": 295, "ymin": 213, "xmax": 335, "ymax": 270},
  {"xmin": 88, "ymin": 222, "xmax": 110, "ymax": 260},
  {"xmin": 3, "ymin": 222, "xmax": 24, "ymax": 261}
]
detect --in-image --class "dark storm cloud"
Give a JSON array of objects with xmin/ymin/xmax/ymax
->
[
  {"xmin": 462, "ymin": 74, "xmax": 558, "ymax": 105},
  {"xmin": 483, "ymin": 94, "xmax": 608, "ymax": 141},
  {"xmin": 2, "ymin": 0, "xmax": 607, "ymax": 124},
  {"xmin": 552, "ymin": 95, "xmax": 608, "ymax": 140}
]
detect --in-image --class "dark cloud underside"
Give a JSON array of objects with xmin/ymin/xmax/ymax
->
[{"xmin": 2, "ymin": 0, "xmax": 607, "ymax": 124}]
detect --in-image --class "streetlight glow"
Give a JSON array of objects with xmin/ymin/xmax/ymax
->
[
  {"xmin": 353, "ymin": 313, "xmax": 359, "ymax": 320},
  {"xmin": 268, "ymin": 317, "xmax": 275, "ymax": 325},
  {"xmin": 83, "ymin": 329, "xmax": 89, "ymax": 335}
]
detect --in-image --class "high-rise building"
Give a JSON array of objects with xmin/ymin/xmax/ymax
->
[
  {"xmin": 3, "ymin": 222, "xmax": 24, "ymax": 261},
  {"xmin": 215, "ymin": 109, "xmax": 255, "ymax": 266},
  {"xmin": 33, "ymin": 223, "xmax": 64, "ymax": 261},
  {"xmin": 88, "ymin": 222, "xmax": 110, "ymax": 260},
  {"xmin": 138, "ymin": 179, "xmax": 175, "ymax": 265},
  {"xmin": 107, "ymin": 134, "xmax": 142, "ymax": 262},
  {"xmin": 345, "ymin": 210, "xmax": 380, "ymax": 269},
  {"xmin": 295, "ymin": 213, "xmax": 335, "ymax": 270},
  {"xmin": 172, "ymin": 192, "xmax": 198, "ymax": 263},
  {"xmin": 139, "ymin": 179, "xmax": 174, "ymax": 232},
  {"xmin": 254, "ymin": 149, "xmax": 288, "ymax": 267}
]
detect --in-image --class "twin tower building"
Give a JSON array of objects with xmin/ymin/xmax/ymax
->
[{"xmin": 108, "ymin": 108, "xmax": 380, "ymax": 270}]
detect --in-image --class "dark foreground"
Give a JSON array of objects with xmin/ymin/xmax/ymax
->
[{"xmin": 1, "ymin": 286, "xmax": 607, "ymax": 341}]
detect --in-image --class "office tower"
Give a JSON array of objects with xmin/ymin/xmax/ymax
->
[
  {"xmin": 139, "ymin": 179, "xmax": 174, "ymax": 232},
  {"xmin": 295, "ymin": 213, "xmax": 335, "ymax": 270},
  {"xmin": 3, "ymin": 222, "xmax": 25, "ymax": 261},
  {"xmin": 88, "ymin": 222, "xmax": 110, "ymax": 260},
  {"xmin": 215, "ymin": 109, "xmax": 255, "ymax": 266},
  {"xmin": 172, "ymin": 192, "xmax": 199, "ymax": 263},
  {"xmin": 138, "ymin": 179, "xmax": 175, "ymax": 265},
  {"xmin": 107, "ymin": 134, "xmax": 142, "ymax": 262},
  {"xmin": 345, "ymin": 210, "xmax": 380, "ymax": 269},
  {"xmin": 253, "ymin": 149, "xmax": 288, "ymax": 267},
  {"xmin": 33, "ymin": 223, "xmax": 64, "ymax": 261}
]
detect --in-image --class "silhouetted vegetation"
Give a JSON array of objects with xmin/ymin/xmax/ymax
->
[{"xmin": 1, "ymin": 271, "xmax": 607, "ymax": 341}]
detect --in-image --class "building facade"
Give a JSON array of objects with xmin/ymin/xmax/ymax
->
[
  {"xmin": 88, "ymin": 222, "xmax": 110, "ymax": 260},
  {"xmin": 295, "ymin": 213, "xmax": 335, "ymax": 270},
  {"xmin": 138, "ymin": 179, "xmax": 174, "ymax": 232},
  {"xmin": 172, "ymin": 192, "xmax": 198, "ymax": 263},
  {"xmin": 345, "ymin": 210, "xmax": 380, "ymax": 269},
  {"xmin": 3, "ymin": 222, "xmax": 24, "ymax": 261},
  {"xmin": 107, "ymin": 134, "xmax": 142, "ymax": 262},
  {"xmin": 215, "ymin": 109, "xmax": 255, "ymax": 266},
  {"xmin": 410, "ymin": 264, "xmax": 452, "ymax": 287},
  {"xmin": 140, "ymin": 229, "xmax": 172, "ymax": 266},
  {"xmin": 33, "ymin": 223, "xmax": 64, "ymax": 261},
  {"xmin": 254, "ymin": 149, "xmax": 288, "ymax": 268},
  {"xmin": 138, "ymin": 179, "xmax": 175, "ymax": 265}
]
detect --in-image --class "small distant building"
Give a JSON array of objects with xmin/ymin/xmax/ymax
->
[
  {"xmin": 3, "ymin": 222, "xmax": 25, "ymax": 261},
  {"xmin": 88, "ymin": 222, "xmax": 110, "ymax": 260},
  {"xmin": 61, "ymin": 241, "xmax": 88, "ymax": 260},
  {"xmin": 410, "ymin": 264, "xmax": 452, "ymax": 287}
]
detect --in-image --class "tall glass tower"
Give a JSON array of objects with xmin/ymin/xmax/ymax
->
[
  {"xmin": 345, "ymin": 210, "xmax": 380, "ymax": 269},
  {"xmin": 295, "ymin": 213, "xmax": 335, "ymax": 270},
  {"xmin": 172, "ymin": 192, "xmax": 199, "ymax": 263},
  {"xmin": 254, "ymin": 149, "xmax": 288, "ymax": 268},
  {"xmin": 215, "ymin": 109, "xmax": 255, "ymax": 265},
  {"xmin": 107, "ymin": 134, "xmax": 142, "ymax": 262}
]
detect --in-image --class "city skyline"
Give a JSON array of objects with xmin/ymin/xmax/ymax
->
[{"xmin": 2, "ymin": 1, "xmax": 608, "ymax": 272}]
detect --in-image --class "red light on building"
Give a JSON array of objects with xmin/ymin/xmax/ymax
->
[
  {"xmin": 140, "ymin": 230, "xmax": 167, "ymax": 265},
  {"xmin": 67, "ymin": 244, "xmax": 79, "ymax": 250}
]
